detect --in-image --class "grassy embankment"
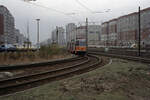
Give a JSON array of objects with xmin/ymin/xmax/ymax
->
[
  {"xmin": 0, "ymin": 58, "xmax": 150, "ymax": 100},
  {"xmin": 0, "ymin": 45, "xmax": 71, "ymax": 65}
]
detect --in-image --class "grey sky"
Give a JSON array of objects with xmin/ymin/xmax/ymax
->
[{"xmin": 0, "ymin": 0, "xmax": 150, "ymax": 44}]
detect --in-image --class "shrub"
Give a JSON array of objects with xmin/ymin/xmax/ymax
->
[{"xmin": 39, "ymin": 44, "xmax": 67, "ymax": 59}]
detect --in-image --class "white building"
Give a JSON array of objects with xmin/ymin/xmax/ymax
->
[
  {"xmin": 66, "ymin": 23, "xmax": 76, "ymax": 43},
  {"xmin": 69, "ymin": 29, "xmax": 76, "ymax": 41},
  {"xmin": 52, "ymin": 27, "xmax": 65, "ymax": 46}
]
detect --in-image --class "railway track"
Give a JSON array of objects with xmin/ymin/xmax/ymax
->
[
  {"xmin": 89, "ymin": 52, "xmax": 150, "ymax": 63},
  {"xmin": 89, "ymin": 47, "xmax": 150, "ymax": 58},
  {"xmin": 0, "ymin": 56, "xmax": 88, "ymax": 78},
  {"xmin": 0, "ymin": 54, "xmax": 102, "ymax": 96},
  {"xmin": 0, "ymin": 56, "xmax": 82, "ymax": 70}
]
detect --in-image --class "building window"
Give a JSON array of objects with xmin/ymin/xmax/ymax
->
[{"xmin": 89, "ymin": 31, "xmax": 94, "ymax": 34}]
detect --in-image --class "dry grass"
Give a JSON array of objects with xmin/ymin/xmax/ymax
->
[
  {"xmin": 1, "ymin": 57, "xmax": 150, "ymax": 100},
  {"xmin": 0, "ymin": 45, "xmax": 71, "ymax": 65}
]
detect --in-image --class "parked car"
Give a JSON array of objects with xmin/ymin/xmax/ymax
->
[{"xmin": 0, "ymin": 44, "xmax": 17, "ymax": 51}]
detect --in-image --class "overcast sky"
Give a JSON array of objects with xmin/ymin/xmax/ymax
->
[{"xmin": 0, "ymin": 0, "xmax": 150, "ymax": 44}]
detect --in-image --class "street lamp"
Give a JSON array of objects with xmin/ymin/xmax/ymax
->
[{"xmin": 36, "ymin": 19, "xmax": 40, "ymax": 50}]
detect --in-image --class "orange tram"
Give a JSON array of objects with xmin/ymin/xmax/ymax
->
[{"xmin": 67, "ymin": 38, "xmax": 86, "ymax": 55}]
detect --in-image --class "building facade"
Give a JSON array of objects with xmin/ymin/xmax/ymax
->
[
  {"xmin": 14, "ymin": 29, "xmax": 28, "ymax": 45},
  {"xmin": 101, "ymin": 22, "xmax": 109, "ymax": 46},
  {"xmin": 140, "ymin": 8, "xmax": 150, "ymax": 46},
  {"xmin": 0, "ymin": 5, "xmax": 15, "ymax": 44},
  {"xmin": 66, "ymin": 23, "xmax": 76, "ymax": 43},
  {"xmin": 0, "ymin": 14, "xmax": 4, "ymax": 36},
  {"xmin": 52, "ymin": 27, "xmax": 65, "ymax": 46},
  {"xmin": 117, "ymin": 12, "xmax": 138, "ymax": 46},
  {"xmin": 100, "ymin": 7, "xmax": 150, "ymax": 47},
  {"xmin": 108, "ymin": 19, "xmax": 117, "ymax": 46},
  {"xmin": 88, "ymin": 25, "xmax": 101, "ymax": 45},
  {"xmin": 67, "ymin": 25, "xmax": 101, "ymax": 45}
]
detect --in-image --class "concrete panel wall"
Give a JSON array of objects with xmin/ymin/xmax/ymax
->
[{"xmin": 0, "ymin": 14, "xmax": 4, "ymax": 35}]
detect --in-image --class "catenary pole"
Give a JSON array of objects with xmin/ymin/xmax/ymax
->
[
  {"xmin": 56, "ymin": 26, "xmax": 59, "ymax": 45},
  {"xmin": 86, "ymin": 18, "xmax": 88, "ymax": 53},
  {"xmin": 27, "ymin": 20, "xmax": 30, "ymax": 49},
  {"xmin": 36, "ymin": 19, "xmax": 40, "ymax": 50},
  {"xmin": 138, "ymin": 6, "xmax": 141, "ymax": 56}
]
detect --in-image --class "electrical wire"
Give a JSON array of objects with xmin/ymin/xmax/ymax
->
[
  {"xmin": 22, "ymin": 0, "xmax": 77, "ymax": 16},
  {"xmin": 21, "ymin": 0, "xmax": 83, "ymax": 22},
  {"xmin": 21, "ymin": 0, "xmax": 110, "ymax": 23},
  {"xmin": 75, "ymin": 0, "xmax": 93, "ymax": 13}
]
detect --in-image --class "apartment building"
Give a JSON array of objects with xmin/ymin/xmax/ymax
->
[
  {"xmin": 101, "ymin": 7, "xmax": 150, "ymax": 47},
  {"xmin": 52, "ymin": 27, "xmax": 65, "ymax": 46},
  {"xmin": 0, "ymin": 5, "xmax": 15, "ymax": 44},
  {"xmin": 66, "ymin": 23, "xmax": 77, "ymax": 43}
]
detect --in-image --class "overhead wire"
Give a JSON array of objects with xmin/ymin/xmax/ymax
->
[
  {"xmin": 75, "ymin": 0, "xmax": 111, "ymax": 14},
  {"xmin": 22, "ymin": 0, "xmax": 78, "ymax": 16},
  {"xmin": 22, "ymin": 0, "xmax": 108, "ymax": 24},
  {"xmin": 75, "ymin": 0, "xmax": 93, "ymax": 13},
  {"xmin": 20, "ymin": 0, "xmax": 83, "ymax": 22}
]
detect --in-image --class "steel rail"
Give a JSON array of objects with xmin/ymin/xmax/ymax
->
[
  {"xmin": 0, "ymin": 56, "xmax": 88, "ymax": 82},
  {"xmin": 0, "ymin": 54, "xmax": 101, "ymax": 96},
  {"xmin": 0, "ymin": 56, "xmax": 83, "ymax": 70},
  {"xmin": 89, "ymin": 52, "xmax": 150, "ymax": 63},
  {"xmin": 0, "ymin": 56, "xmax": 89, "ymax": 87}
]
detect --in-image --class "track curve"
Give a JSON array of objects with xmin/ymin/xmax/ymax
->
[{"xmin": 0, "ymin": 54, "xmax": 101, "ymax": 96}]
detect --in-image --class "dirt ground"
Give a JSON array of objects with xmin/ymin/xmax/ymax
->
[
  {"xmin": 0, "ymin": 53, "xmax": 72, "ymax": 65},
  {"xmin": 0, "ymin": 58, "xmax": 150, "ymax": 100}
]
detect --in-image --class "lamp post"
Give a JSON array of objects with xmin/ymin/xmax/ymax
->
[{"xmin": 36, "ymin": 19, "xmax": 40, "ymax": 50}]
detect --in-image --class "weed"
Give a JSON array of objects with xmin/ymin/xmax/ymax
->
[{"xmin": 0, "ymin": 45, "xmax": 69, "ymax": 65}]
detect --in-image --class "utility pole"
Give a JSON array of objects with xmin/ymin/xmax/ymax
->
[
  {"xmin": 138, "ymin": 6, "xmax": 141, "ymax": 56},
  {"xmin": 36, "ymin": 19, "xmax": 40, "ymax": 50},
  {"xmin": 86, "ymin": 18, "xmax": 88, "ymax": 53},
  {"xmin": 107, "ymin": 22, "xmax": 109, "ymax": 47},
  {"xmin": 27, "ymin": 21, "xmax": 30, "ymax": 49},
  {"xmin": 56, "ymin": 26, "xmax": 58, "ymax": 45}
]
